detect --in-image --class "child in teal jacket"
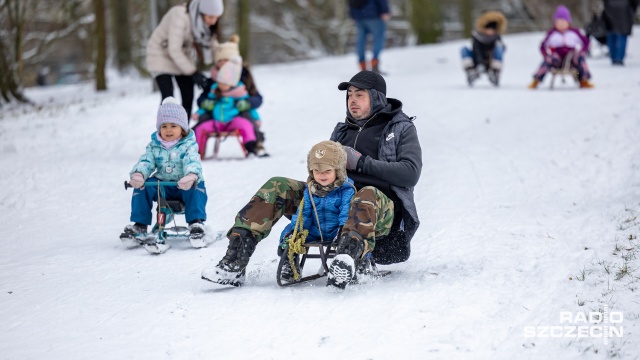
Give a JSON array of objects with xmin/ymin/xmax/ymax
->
[
  {"xmin": 193, "ymin": 56, "xmax": 261, "ymax": 157},
  {"xmin": 121, "ymin": 97, "xmax": 208, "ymax": 245}
]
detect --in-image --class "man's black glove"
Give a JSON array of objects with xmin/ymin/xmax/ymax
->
[
  {"xmin": 344, "ymin": 146, "xmax": 364, "ymax": 171},
  {"xmin": 192, "ymin": 71, "xmax": 208, "ymax": 90}
]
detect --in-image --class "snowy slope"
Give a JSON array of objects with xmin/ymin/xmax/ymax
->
[{"xmin": 1, "ymin": 31, "xmax": 640, "ymax": 359}]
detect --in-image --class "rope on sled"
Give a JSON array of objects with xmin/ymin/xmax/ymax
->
[{"xmin": 287, "ymin": 197, "xmax": 308, "ymax": 280}]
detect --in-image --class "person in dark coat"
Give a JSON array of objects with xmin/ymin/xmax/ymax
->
[
  {"xmin": 461, "ymin": 11, "xmax": 508, "ymax": 86},
  {"xmin": 201, "ymin": 71, "xmax": 423, "ymax": 289},
  {"xmin": 348, "ymin": 0, "xmax": 391, "ymax": 73},
  {"xmin": 603, "ymin": 0, "xmax": 639, "ymax": 65}
]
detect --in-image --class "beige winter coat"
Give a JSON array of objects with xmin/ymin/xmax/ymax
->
[{"xmin": 145, "ymin": 4, "xmax": 218, "ymax": 76}]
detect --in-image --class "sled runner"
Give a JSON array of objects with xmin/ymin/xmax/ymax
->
[
  {"xmin": 276, "ymin": 239, "xmax": 391, "ymax": 287},
  {"xmin": 205, "ymin": 130, "xmax": 247, "ymax": 159},
  {"xmin": 276, "ymin": 240, "xmax": 335, "ymax": 286},
  {"xmin": 121, "ymin": 180, "xmax": 215, "ymax": 254}
]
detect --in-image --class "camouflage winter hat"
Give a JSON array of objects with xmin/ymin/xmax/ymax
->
[{"xmin": 307, "ymin": 140, "xmax": 347, "ymax": 183}]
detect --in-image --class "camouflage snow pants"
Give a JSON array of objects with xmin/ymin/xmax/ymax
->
[{"xmin": 229, "ymin": 177, "xmax": 394, "ymax": 252}]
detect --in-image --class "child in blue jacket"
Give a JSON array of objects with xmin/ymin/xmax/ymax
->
[
  {"xmin": 193, "ymin": 56, "xmax": 261, "ymax": 158},
  {"xmin": 278, "ymin": 140, "xmax": 356, "ymax": 282},
  {"xmin": 121, "ymin": 97, "xmax": 208, "ymax": 247}
]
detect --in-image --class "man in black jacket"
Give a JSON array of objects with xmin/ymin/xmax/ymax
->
[{"xmin": 201, "ymin": 71, "xmax": 422, "ymax": 289}]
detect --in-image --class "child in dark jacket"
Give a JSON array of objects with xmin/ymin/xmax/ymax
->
[
  {"xmin": 461, "ymin": 11, "xmax": 507, "ymax": 86},
  {"xmin": 277, "ymin": 140, "xmax": 355, "ymax": 282},
  {"xmin": 528, "ymin": 5, "xmax": 594, "ymax": 89}
]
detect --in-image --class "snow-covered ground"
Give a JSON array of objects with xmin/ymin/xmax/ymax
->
[{"xmin": 1, "ymin": 31, "xmax": 640, "ymax": 359}]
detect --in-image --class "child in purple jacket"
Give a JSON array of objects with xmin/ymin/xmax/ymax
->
[{"xmin": 528, "ymin": 5, "xmax": 595, "ymax": 89}]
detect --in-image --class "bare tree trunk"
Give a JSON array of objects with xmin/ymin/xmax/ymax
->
[
  {"xmin": 0, "ymin": 34, "xmax": 29, "ymax": 104},
  {"xmin": 5, "ymin": 0, "xmax": 28, "ymax": 79},
  {"xmin": 460, "ymin": 0, "xmax": 473, "ymax": 38},
  {"xmin": 237, "ymin": 0, "xmax": 250, "ymax": 62},
  {"xmin": 410, "ymin": 0, "xmax": 442, "ymax": 44},
  {"xmin": 110, "ymin": 0, "xmax": 133, "ymax": 73},
  {"xmin": 94, "ymin": 0, "xmax": 107, "ymax": 91},
  {"xmin": 0, "ymin": 1, "xmax": 28, "ymax": 104}
]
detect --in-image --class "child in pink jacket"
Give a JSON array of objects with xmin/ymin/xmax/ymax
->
[{"xmin": 192, "ymin": 56, "xmax": 259, "ymax": 158}]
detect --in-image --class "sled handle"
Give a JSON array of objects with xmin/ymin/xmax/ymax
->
[{"xmin": 123, "ymin": 180, "xmax": 179, "ymax": 190}]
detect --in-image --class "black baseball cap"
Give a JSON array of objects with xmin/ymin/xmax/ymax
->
[{"xmin": 338, "ymin": 70, "xmax": 386, "ymax": 95}]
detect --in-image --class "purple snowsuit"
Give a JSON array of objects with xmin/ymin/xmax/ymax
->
[{"xmin": 532, "ymin": 28, "xmax": 592, "ymax": 81}]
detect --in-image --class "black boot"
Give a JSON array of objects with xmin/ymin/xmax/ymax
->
[
  {"xmin": 201, "ymin": 228, "xmax": 258, "ymax": 286},
  {"xmin": 120, "ymin": 223, "xmax": 149, "ymax": 248},
  {"xmin": 244, "ymin": 141, "xmax": 257, "ymax": 157},
  {"xmin": 279, "ymin": 254, "xmax": 299, "ymax": 283},
  {"xmin": 335, "ymin": 230, "xmax": 365, "ymax": 259},
  {"xmin": 188, "ymin": 219, "xmax": 207, "ymax": 247}
]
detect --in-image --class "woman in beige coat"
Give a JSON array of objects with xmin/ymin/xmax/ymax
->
[{"xmin": 146, "ymin": 0, "xmax": 223, "ymax": 116}]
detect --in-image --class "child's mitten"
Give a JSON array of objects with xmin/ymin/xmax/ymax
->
[
  {"xmin": 200, "ymin": 98, "xmax": 216, "ymax": 112},
  {"xmin": 177, "ymin": 173, "xmax": 198, "ymax": 190},
  {"xmin": 235, "ymin": 99, "xmax": 251, "ymax": 112},
  {"xmin": 130, "ymin": 173, "xmax": 145, "ymax": 189}
]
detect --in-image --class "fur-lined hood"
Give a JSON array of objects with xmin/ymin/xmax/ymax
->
[{"xmin": 475, "ymin": 11, "xmax": 508, "ymax": 34}]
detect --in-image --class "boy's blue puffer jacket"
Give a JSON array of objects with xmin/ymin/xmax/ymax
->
[
  {"xmin": 280, "ymin": 178, "xmax": 355, "ymax": 244},
  {"xmin": 130, "ymin": 130, "xmax": 203, "ymax": 182}
]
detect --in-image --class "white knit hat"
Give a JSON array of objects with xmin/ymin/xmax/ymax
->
[
  {"xmin": 216, "ymin": 56, "xmax": 243, "ymax": 86},
  {"xmin": 157, "ymin": 97, "xmax": 189, "ymax": 132},
  {"xmin": 199, "ymin": 0, "xmax": 224, "ymax": 16},
  {"xmin": 214, "ymin": 35, "xmax": 241, "ymax": 63}
]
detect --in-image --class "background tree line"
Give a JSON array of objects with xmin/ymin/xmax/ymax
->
[{"xmin": 0, "ymin": 0, "xmax": 623, "ymax": 106}]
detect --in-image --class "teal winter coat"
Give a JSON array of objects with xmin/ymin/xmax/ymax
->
[
  {"xmin": 130, "ymin": 130, "xmax": 203, "ymax": 182},
  {"xmin": 196, "ymin": 82, "xmax": 260, "ymax": 123}
]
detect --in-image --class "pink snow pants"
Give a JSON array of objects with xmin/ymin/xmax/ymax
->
[{"xmin": 194, "ymin": 116, "xmax": 257, "ymax": 156}]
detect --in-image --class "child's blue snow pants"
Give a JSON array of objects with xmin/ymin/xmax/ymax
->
[{"xmin": 130, "ymin": 177, "xmax": 208, "ymax": 225}]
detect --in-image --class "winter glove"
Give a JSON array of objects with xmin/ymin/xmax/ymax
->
[
  {"xmin": 177, "ymin": 173, "xmax": 198, "ymax": 190},
  {"xmin": 192, "ymin": 71, "xmax": 208, "ymax": 90},
  {"xmin": 344, "ymin": 146, "xmax": 363, "ymax": 171},
  {"xmin": 200, "ymin": 98, "xmax": 216, "ymax": 112},
  {"xmin": 235, "ymin": 99, "xmax": 251, "ymax": 112},
  {"xmin": 129, "ymin": 173, "xmax": 145, "ymax": 189}
]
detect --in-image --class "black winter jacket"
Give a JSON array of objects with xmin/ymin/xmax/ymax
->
[
  {"xmin": 471, "ymin": 31, "xmax": 504, "ymax": 66},
  {"xmin": 604, "ymin": 0, "xmax": 639, "ymax": 35}
]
